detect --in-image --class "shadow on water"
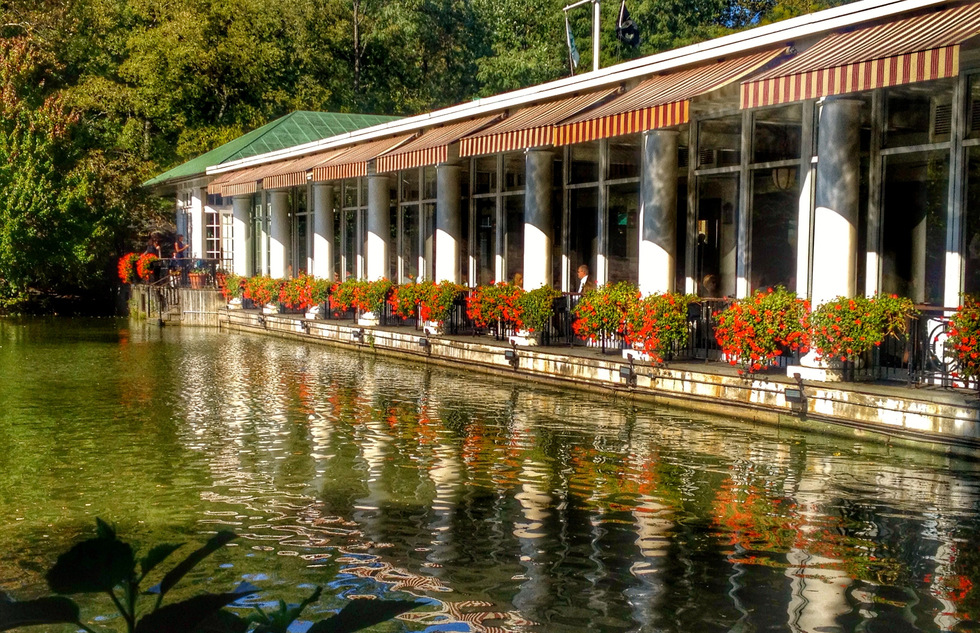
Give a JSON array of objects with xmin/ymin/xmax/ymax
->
[{"xmin": 2, "ymin": 317, "xmax": 980, "ymax": 631}]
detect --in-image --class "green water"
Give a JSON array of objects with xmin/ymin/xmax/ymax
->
[{"xmin": 3, "ymin": 318, "xmax": 980, "ymax": 632}]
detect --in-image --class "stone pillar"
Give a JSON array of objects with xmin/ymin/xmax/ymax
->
[
  {"xmin": 269, "ymin": 190, "xmax": 289, "ymax": 279},
  {"xmin": 366, "ymin": 173, "xmax": 390, "ymax": 281},
  {"xmin": 231, "ymin": 194, "xmax": 252, "ymax": 276},
  {"xmin": 811, "ymin": 99, "xmax": 862, "ymax": 307},
  {"xmin": 638, "ymin": 130, "xmax": 678, "ymax": 296},
  {"xmin": 436, "ymin": 164, "xmax": 461, "ymax": 283},
  {"xmin": 524, "ymin": 149, "xmax": 553, "ymax": 289},
  {"xmin": 313, "ymin": 183, "xmax": 334, "ymax": 281},
  {"xmin": 190, "ymin": 187, "xmax": 206, "ymax": 258}
]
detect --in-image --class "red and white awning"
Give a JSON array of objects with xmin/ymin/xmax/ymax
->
[
  {"xmin": 554, "ymin": 49, "xmax": 783, "ymax": 145},
  {"xmin": 261, "ymin": 150, "xmax": 345, "ymax": 190},
  {"xmin": 741, "ymin": 3, "xmax": 980, "ymax": 109},
  {"xmin": 458, "ymin": 89, "xmax": 619, "ymax": 157},
  {"xmin": 375, "ymin": 116, "xmax": 501, "ymax": 173},
  {"xmin": 310, "ymin": 135, "xmax": 415, "ymax": 182},
  {"xmin": 207, "ymin": 166, "xmax": 266, "ymax": 197}
]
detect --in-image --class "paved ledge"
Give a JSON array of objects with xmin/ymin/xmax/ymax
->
[{"xmin": 214, "ymin": 309, "xmax": 980, "ymax": 456}]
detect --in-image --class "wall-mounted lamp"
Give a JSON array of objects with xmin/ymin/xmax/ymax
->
[
  {"xmin": 619, "ymin": 362, "xmax": 637, "ymax": 387},
  {"xmin": 301, "ymin": 320, "xmax": 311, "ymax": 334},
  {"xmin": 771, "ymin": 167, "xmax": 796, "ymax": 191},
  {"xmin": 256, "ymin": 315, "xmax": 267, "ymax": 328},
  {"xmin": 418, "ymin": 337, "xmax": 431, "ymax": 355},
  {"xmin": 785, "ymin": 373, "xmax": 807, "ymax": 416},
  {"xmin": 504, "ymin": 345, "xmax": 519, "ymax": 369},
  {"xmin": 352, "ymin": 328, "xmax": 364, "ymax": 343}
]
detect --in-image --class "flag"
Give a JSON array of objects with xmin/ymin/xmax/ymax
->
[
  {"xmin": 616, "ymin": 0, "xmax": 641, "ymax": 48},
  {"xmin": 565, "ymin": 16, "xmax": 580, "ymax": 70}
]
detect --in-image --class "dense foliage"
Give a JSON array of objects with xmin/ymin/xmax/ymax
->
[
  {"xmin": 0, "ymin": 0, "xmax": 855, "ymax": 311},
  {"xmin": 809, "ymin": 294, "xmax": 916, "ymax": 362},
  {"xmin": 572, "ymin": 282, "xmax": 639, "ymax": 344},
  {"xmin": 714, "ymin": 287, "xmax": 810, "ymax": 373},
  {"xmin": 949, "ymin": 295, "xmax": 980, "ymax": 382},
  {"xmin": 624, "ymin": 292, "xmax": 698, "ymax": 363}
]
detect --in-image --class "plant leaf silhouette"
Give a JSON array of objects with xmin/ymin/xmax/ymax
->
[
  {"xmin": 134, "ymin": 591, "xmax": 254, "ymax": 633},
  {"xmin": 306, "ymin": 599, "xmax": 420, "ymax": 633},
  {"xmin": 46, "ymin": 522, "xmax": 135, "ymax": 594},
  {"xmin": 151, "ymin": 531, "xmax": 236, "ymax": 600},
  {"xmin": 193, "ymin": 609, "xmax": 249, "ymax": 633},
  {"xmin": 0, "ymin": 596, "xmax": 80, "ymax": 631},
  {"xmin": 140, "ymin": 543, "xmax": 184, "ymax": 578}
]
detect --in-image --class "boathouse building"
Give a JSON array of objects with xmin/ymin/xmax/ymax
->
[{"xmin": 147, "ymin": 0, "xmax": 980, "ymax": 313}]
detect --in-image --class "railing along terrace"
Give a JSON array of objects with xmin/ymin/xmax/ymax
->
[
  {"xmin": 150, "ymin": 258, "xmax": 226, "ymax": 289},
  {"xmin": 446, "ymin": 293, "xmax": 475, "ymax": 336}
]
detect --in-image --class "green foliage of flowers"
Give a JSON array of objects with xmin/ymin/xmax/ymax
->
[
  {"xmin": 714, "ymin": 287, "xmax": 810, "ymax": 373},
  {"xmin": 949, "ymin": 295, "xmax": 980, "ymax": 381},
  {"xmin": 572, "ymin": 282, "xmax": 640, "ymax": 343},
  {"xmin": 389, "ymin": 282, "xmax": 423, "ymax": 319},
  {"xmin": 466, "ymin": 282, "xmax": 523, "ymax": 329},
  {"xmin": 243, "ymin": 276, "xmax": 283, "ymax": 307},
  {"xmin": 810, "ymin": 294, "xmax": 916, "ymax": 362},
  {"xmin": 330, "ymin": 279, "xmax": 364, "ymax": 312},
  {"xmin": 624, "ymin": 293, "xmax": 698, "ymax": 363},
  {"xmin": 221, "ymin": 273, "xmax": 245, "ymax": 301},
  {"xmin": 421, "ymin": 281, "xmax": 466, "ymax": 324},
  {"xmin": 330, "ymin": 278, "xmax": 392, "ymax": 314},
  {"xmin": 517, "ymin": 285, "xmax": 561, "ymax": 333}
]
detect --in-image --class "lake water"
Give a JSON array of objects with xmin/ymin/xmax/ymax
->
[{"xmin": 2, "ymin": 318, "xmax": 980, "ymax": 632}]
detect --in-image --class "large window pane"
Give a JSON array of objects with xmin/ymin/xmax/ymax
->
[
  {"xmin": 343, "ymin": 208, "xmax": 356, "ymax": 280},
  {"xmin": 752, "ymin": 105, "xmax": 802, "ymax": 163},
  {"xmin": 881, "ymin": 151, "xmax": 948, "ymax": 304},
  {"xmin": 884, "ymin": 81, "xmax": 953, "ymax": 148},
  {"xmin": 401, "ymin": 169, "xmax": 420, "ymax": 202},
  {"xmin": 474, "ymin": 156, "xmax": 497, "ymax": 195},
  {"xmin": 606, "ymin": 182, "xmax": 639, "ymax": 284},
  {"xmin": 476, "ymin": 198, "xmax": 496, "ymax": 285},
  {"xmin": 459, "ymin": 167, "xmax": 470, "ymax": 286},
  {"xmin": 696, "ymin": 174, "xmax": 739, "ymax": 297},
  {"xmin": 401, "ymin": 204, "xmax": 419, "ymax": 283},
  {"xmin": 964, "ymin": 147, "xmax": 980, "ymax": 294},
  {"xmin": 552, "ymin": 185, "xmax": 563, "ymax": 289},
  {"xmin": 569, "ymin": 142, "xmax": 600, "ymax": 184},
  {"xmin": 504, "ymin": 194, "xmax": 524, "ymax": 282},
  {"xmin": 569, "ymin": 187, "xmax": 598, "ymax": 282},
  {"xmin": 343, "ymin": 180, "xmax": 357, "ymax": 208},
  {"xmin": 423, "ymin": 202, "xmax": 436, "ymax": 280},
  {"xmin": 423, "ymin": 166, "xmax": 437, "ymax": 200},
  {"xmin": 503, "ymin": 152, "xmax": 525, "ymax": 192},
  {"xmin": 750, "ymin": 168, "xmax": 798, "ymax": 291},
  {"xmin": 698, "ymin": 116, "xmax": 741, "ymax": 168},
  {"xmin": 675, "ymin": 177, "xmax": 688, "ymax": 293},
  {"xmin": 608, "ymin": 135, "xmax": 641, "ymax": 180},
  {"xmin": 332, "ymin": 203, "xmax": 342, "ymax": 280}
]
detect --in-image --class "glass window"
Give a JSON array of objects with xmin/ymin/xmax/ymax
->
[
  {"xmin": 343, "ymin": 208, "xmax": 356, "ymax": 280},
  {"xmin": 474, "ymin": 156, "xmax": 497, "ymax": 195},
  {"xmin": 476, "ymin": 198, "xmax": 497, "ymax": 285},
  {"xmin": 360, "ymin": 179, "xmax": 368, "ymax": 208},
  {"xmin": 401, "ymin": 204, "xmax": 420, "ymax": 283},
  {"xmin": 696, "ymin": 174, "xmax": 739, "ymax": 297},
  {"xmin": 389, "ymin": 194, "xmax": 398, "ymax": 282},
  {"xmin": 459, "ymin": 168, "xmax": 470, "ymax": 286},
  {"xmin": 968, "ymin": 75, "xmax": 980, "ymax": 139},
  {"xmin": 401, "ymin": 169, "xmax": 420, "ymax": 202},
  {"xmin": 569, "ymin": 142, "xmax": 600, "ymax": 184},
  {"xmin": 965, "ymin": 147, "xmax": 980, "ymax": 294},
  {"xmin": 333, "ymin": 204, "xmax": 342, "ymax": 280},
  {"xmin": 608, "ymin": 135, "xmax": 641, "ymax": 180},
  {"xmin": 606, "ymin": 182, "xmax": 639, "ymax": 283},
  {"xmin": 752, "ymin": 105, "xmax": 802, "ymax": 163},
  {"xmin": 884, "ymin": 81, "xmax": 954, "ymax": 148},
  {"xmin": 503, "ymin": 152, "xmax": 526, "ymax": 192},
  {"xmin": 569, "ymin": 188, "xmax": 598, "ymax": 281},
  {"xmin": 343, "ymin": 180, "xmax": 357, "ymax": 208},
  {"xmin": 698, "ymin": 116, "xmax": 742, "ymax": 168},
  {"xmin": 423, "ymin": 202, "xmax": 436, "ymax": 280},
  {"xmin": 295, "ymin": 213, "xmax": 308, "ymax": 275},
  {"xmin": 504, "ymin": 194, "xmax": 524, "ymax": 282},
  {"xmin": 881, "ymin": 151, "xmax": 948, "ymax": 304},
  {"xmin": 423, "ymin": 166, "xmax": 437, "ymax": 200},
  {"xmin": 675, "ymin": 177, "xmax": 688, "ymax": 293},
  {"xmin": 205, "ymin": 211, "xmax": 220, "ymax": 261},
  {"xmin": 750, "ymin": 168, "xmax": 798, "ymax": 291},
  {"xmin": 552, "ymin": 185, "xmax": 563, "ymax": 289}
]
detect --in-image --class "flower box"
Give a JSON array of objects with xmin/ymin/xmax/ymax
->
[
  {"xmin": 227, "ymin": 298, "xmax": 243, "ymax": 310},
  {"xmin": 262, "ymin": 303, "xmax": 279, "ymax": 315},
  {"xmin": 357, "ymin": 312, "xmax": 380, "ymax": 327},
  {"xmin": 188, "ymin": 272, "xmax": 207, "ymax": 289},
  {"xmin": 509, "ymin": 329, "xmax": 541, "ymax": 346},
  {"xmin": 423, "ymin": 320, "xmax": 443, "ymax": 336}
]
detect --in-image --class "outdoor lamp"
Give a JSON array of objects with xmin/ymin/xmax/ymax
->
[
  {"xmin": 504, "ymin": 346, "xmax": 519, "ymax": 369},
  {"xmin": 352, "ymin": 328, "xmax": 364, "ymax": 342},
  {"xmin": 418, "ymin": 337, "xmax": 430, "ymax": 349},
  {"xmin": 619, "ymin": 364, "xmax": 637, "ymax": 387}
]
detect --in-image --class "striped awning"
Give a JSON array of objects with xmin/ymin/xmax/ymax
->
[
  {"xmin": 554, "ymin": 49, "xmax": 784, "ymax": 145},
  {"xmin": 207, "ymin": 166, "xmax": 265, "ymax": 197},
  {"xmin": 376, "ymin": 115, "xmax": 502, "ymax": 173},
  {"xmin": 458, "ymin": 89, "xmax": 620, "ymax": 157},
  {"xmin": 741, "ymin": 4, "xmax": 980, "ymax": 109},
  {"xmin": 261, "ymin": 150, "xmax": 345, "ymax": 190},
  {"xmin": 311, "ymin": 134, "xmax": 415, "ymax": 182}
]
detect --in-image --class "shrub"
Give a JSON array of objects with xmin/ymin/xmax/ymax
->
[
  {"xmin": 466, "ymin": 283, "xmax": 524, "ymax": 329},
  {"xmin": 810, "ymin": 294, "xmax": 916, "ymax": 362},
  {"xmin": 298, "ymin": 275, "xmax": 332, "ymax": 310},
  {"xmin": 421, "ymin": 281, "xmax": 466, "ymax": 323},
  {"xmin": 389, "ymin": 282, "xmax": 423, "ymax": 319},
  {"xmin": 356, "ymin": 278, "xmax": 393, "ymax": 314},
  {"xmin": 517, "ymin": 285, "xmax": 561, "ymax": 333},
  {"xmin": 949, "ymin": 295, "xmax": 980, "ymax": 381},
  {"xmin": 714, "ymin": 287, "xmax": 810, "ymax": 373},
  {"xmin": 117, "ymin": 253, "xmax": 139, "ymax": 284},
  {"xmin": 243, "ymin": 276, "xmax": 282, "ymax": 307},
  {"xmin": 221, "ymin": 273, "xmax": 245, "ymax": 301},
  {"xmin": 278, "ymin": 276, "xmax": 306, "ymax": 309},
  {"xmin": 572, "ymin": 282, "xmax": 639, "ymax": 343},
  {"xmin": 624, "ymin": 292, "xmax": 698, "ymax": 363}
]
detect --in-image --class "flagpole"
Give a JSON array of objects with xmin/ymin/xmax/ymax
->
[{"xmin": 592, "ymin": 0, "xmax": 600, "ymax": 72}]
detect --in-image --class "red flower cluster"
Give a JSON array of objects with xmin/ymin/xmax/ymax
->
[
  {"xmin": 624, "ymin": 293, "xmax": 697, "ymax": 364},
  {"xmin": 949, "ymin": 295, "xmax": 980, "ymax": 382},
  {"xmin": 136, "ymin": 253, "xmax": 158, "ymax": 281},
  {"xmin": 117, "ymin": 253, "xmax": 139, "ymax": 284},
  {"xmin": 243, "ymin": 276, "xmax": 282, "ymax": 306},
  {"xmin": 330, "ymin": 279, "xmax": 392, "ymax": 314},
  {"xmin": 572, "ymin": 282, "xmax": 639, "ymax": 343},
  {"xmin": 714, "ymin": 287, "xmax": 810, "ymax": 373},
  {"xmin": 466, "ymin": 283, "xmax": 524, "ymax": 330},
  {"xmin": 810, "ymin": 294, "xmax": 914, "ymax": 362}
]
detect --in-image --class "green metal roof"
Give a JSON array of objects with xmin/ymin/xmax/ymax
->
[{"xmin": 144, "ymin": 111, "xmax": 401, "ymax": 188}]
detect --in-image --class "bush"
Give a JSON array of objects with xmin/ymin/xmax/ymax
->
[
  {"xmin": 420, "ymin": 281, "xmax": 466, "ymax": 323},
  {"xmin": 517, "ymin": 285, "xmax": 561, "ymax": 333},
  {"xmin": 714, "ymin": 287, "xmax": 810, "ymax": 373},
  {"xmin": 221, "ymin": 273, "xmax": 245, "ymax": 301},
  {"xmin": 135, "ymin": 254, "xmax": 158, "ymax": 281},
  {"xmin": 810, "ymin": 294, "xmax": 916, "ymax": 362},
  {"xmin": 389, "ymin": 282, "xmax": 423, "ymax": 319},
  {"xmin": 330, "ymin": 278, "xmax": 392, "ymax": 314},
  {"xmin": 572, "ymin": 282, "xmax": 639, "ymax": 343},
  {"xmin": 243, "ymin": 276, "xmax": 283, "ymax": 307},
  {"xmin": 624, "ymin": 292, "xmax": 698, "ymax": 363},
  {"xmin": 466, "ymin": 283, "xmax": 524, "ymax": 329},
  {"xmin": 330, "ymin": 279, "xmax": 363, "ymax": 312}
]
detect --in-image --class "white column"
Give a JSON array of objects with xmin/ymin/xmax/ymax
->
[
  {"xmin": 524, "ymin": 149, "xmax": 553, "ymax": 289},
  {"xmin": 436, "ymin": 164, "xmax": 461, "ymax": 283},
  {"xmin": 638, "ymin": 130, "xmax": 678, "ymax": 296},
  {"xmin": 313, "ymin": 183, "xmax": 335, "ymax": 280},
  {"xmin": 269, "ymin": 190, "xmax": 289, "ymax": 279},
  {"xmin": 811, "ymin": 98, "xmax": 862, "ymax": 307},
  {"xmin": 231, "ymin": 194, "xmax": 252, "ymax": 276},
  {"xmin": 366, "ymin": 173, "xmax": 390, "ymax": 281},
  {"xmin": 190, "ymin": 187, "xmax": 206, "ymax": 258}
]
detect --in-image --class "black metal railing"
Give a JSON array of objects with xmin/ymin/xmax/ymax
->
[{"xmin": 149, "ymin": 258, "xmax": 227, "ymax": 289}]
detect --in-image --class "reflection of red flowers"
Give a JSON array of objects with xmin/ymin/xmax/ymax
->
[{"xmin": 136, "ymin": 253, "xmax": 158, "ymax": 280}]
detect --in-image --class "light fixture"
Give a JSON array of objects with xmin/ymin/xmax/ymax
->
[
  {"xmin": 771, "ymin": 167, "xmax": 796, "ymax": 190},
  {"xmin": 418, "ymin": 337, "xmax": 430, "ymax": 350},
  {"xmin": 619, "ymin": 364, "xmax": 637, "ymax": 387},
  {"xmin": 785, "ymin": 373, "xmax": 807, "ymax": 416},
  {"xmin": 352, "ymin": 328, "xmax": 364, "ymax": 342},
  {"xmin": 504, "ymin": 346, "xmax": 519, "ymax": 369}
]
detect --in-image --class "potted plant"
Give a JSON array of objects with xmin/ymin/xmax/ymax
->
[
  {"xmin": 714, "ymin": 287, "xmax": 810, "ymax": 374},
  {"xmin": 624, "ymin": 292, "xmax": 698, "ymax": 364},
  {"xmin": 511, "ymin": 285, "xmax": 561, "ymax": 346},
  {"xmin": 188, "ymin": 264, "xmax": 208, "ymax": 289},
  {"xmin": 572, "ymin": 282, "xmax": 639, "ymax": 352},
  {"xmin": 810, "ymin": 294, "xmax": 916, "ymax": 367},
  {"xmin": 946, "ymin": 296, "xmax": 980, "ymax": 387},
  {"xmin": 298, "ymin": 275, "xmax": 332, "ymax": 319},
  {"xmin": 466, "ymin": 282, "xmax": 524, "ymax": 338},
  {"xmin": 420, "ymin": 281, "xmax": 466, "ymax": 335},
  {"xmin": 136, "ymin": 253, "xmax": 158, "ymax": 282},
  {"xmin": 389, "ymin": 282, "xmax": 423, "ymax": 321},
  {"xmin": 117, "ymin": 253, "xmax": 139, "ymax": 284},
  {"xmin": 244, "ymin": 276, "xmax": 283, "ymax": 314},
  {"xmin": 355, "ymin": 279, "xmax": 393, "ymax": 326},
  {"xmin": 330, "ymin": 278, "xmax": 364, "ymax": 319},
  {"xmin": 278, "ymin": 276, "xmax": 305, "ymax": 313},
  {"xmin": 221, "ymin": 272, "xmax": 245, "ymax": 308}
]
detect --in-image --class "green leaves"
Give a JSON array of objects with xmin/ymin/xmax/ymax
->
[
  {"xmin": 0, "ymin": 595, "xmax": 80, "ymax": 631},
  {"xmin": 306, "ymin": 599, "xmax": 420, "ymax": 633},
  {"xmin": 46, "ymin": 520, "xmax": 135, "ymax": 594}
]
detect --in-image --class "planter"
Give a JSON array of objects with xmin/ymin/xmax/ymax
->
[
  {"xmin": 227, "ymin": 298, "xmax": 243, "ymax": 310},
  {"xmin": 188, "ymin": 272, "xmax": 206, "ymax": 289},
  {"xmin": 509, "ymin": 329, "xmax": 542, "ymax": 347},
  {"xmin": 423, "ymin": 320, "xmax": 443, "ymax": 336},
  {"xmin": 357, "ymin": 312, "xmax": 380, "ymax": 327},
  {"xmin": 262, "ymin": 303, "xmax": 279, "ymax": 315},
  {"xmin": 304, "ymin": 304, "xmax": 321, "ymax": 320},
  {"xmin": 622, "ymin": 346, "xmax": 651, "ymax": 363}
]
